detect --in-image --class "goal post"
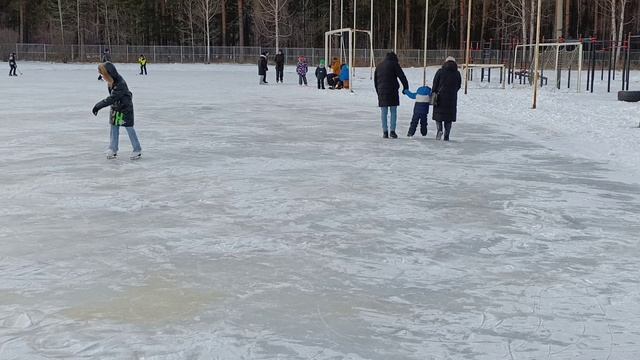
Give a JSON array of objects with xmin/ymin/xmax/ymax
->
[
  {"xmin": 514, "ymin": 42, "xmax": 583, "ymax": 92},
  {"xmin": 324, "ymin": 28, "xmax": 375, "ymax": 93}
]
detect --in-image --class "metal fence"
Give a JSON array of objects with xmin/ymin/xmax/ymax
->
[{"xmin": 2, "ymin": 43, "xmax": 640, "ymax": 68}]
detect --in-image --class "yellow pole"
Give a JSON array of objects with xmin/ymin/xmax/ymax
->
[
  {"xmin": 463, "ymin": 0, "xmax": 472, "ymax": 95},
  {"xmin": 532, "ymin": 0, "xmax": 542, "ymax": 109}
]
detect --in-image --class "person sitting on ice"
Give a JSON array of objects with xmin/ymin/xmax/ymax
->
[
  {"xmin": 403, "ymin": 85, "xmax": 432, "ymax": 137},
  {"xmin": 326, "ymin": 71, "xmax": 338, "ymax": 89}
]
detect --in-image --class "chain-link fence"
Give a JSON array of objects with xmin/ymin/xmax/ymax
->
[{"xmin": 2, "ymin": 43, "xmax": 640, "ymax": 68}]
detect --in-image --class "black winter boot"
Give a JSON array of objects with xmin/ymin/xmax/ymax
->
[
  {"xmin": 383, "ymin": 131, "xmax": 389, "ymax": 139},
  {"xmin": 390, "ymin": 131, "xmax": 398, "ymax": 139}
]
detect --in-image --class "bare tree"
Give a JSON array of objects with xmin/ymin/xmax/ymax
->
[
  {"xmin": 196, "ymin": 0, "xmax": 221, "ymax": 63},
  {"xmin": 253, "ymin": 0, "xmax": 292, "ymax": 51}
]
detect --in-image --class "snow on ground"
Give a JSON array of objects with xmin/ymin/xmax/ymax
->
[{"xmin": 0, "ymin": 62, "xmax": 639, "ymax": 359}]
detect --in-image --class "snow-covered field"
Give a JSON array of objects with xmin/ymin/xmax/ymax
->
[{"xmin": 1, "ymin": 62, "xmax": 639, "ymax": 359}]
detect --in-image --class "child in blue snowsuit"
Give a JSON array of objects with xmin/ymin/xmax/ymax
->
[{"xmin": 403, "ymin": 85, "xmax": 432, "ymax": 137}]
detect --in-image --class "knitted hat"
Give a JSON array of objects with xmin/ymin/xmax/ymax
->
[
  {"xmin": 445, "ymin": 56, "xmax": 456, "ymax": 63},
  {"xmin": 320, "ymin": 59, "xmax": 325, "ymax": 66}
]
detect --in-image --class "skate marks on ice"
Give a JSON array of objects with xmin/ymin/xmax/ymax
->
[{"xmin": 1, "ymin": 65, "xmax": 640, "ymax": 359}]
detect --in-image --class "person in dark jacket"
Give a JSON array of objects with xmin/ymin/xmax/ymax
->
[
  {"xmin": 275, "ymin": 50, "xmax": 285, "ymax": 83},
  {"xmin": 374, "ymin": 52, "xmax": 409, "ymax": 139},
  {"xmin": 8, "ymin": 52, "xmax": 17, "ymax": 76},
  {"xmin": 98, "ymin": 48, "xmax": 112, "ymax": 80},
  {"xmin": 101, "ymin": 48, "xmax": 112, "ymax": 62},
  {"xmin": 92, "ymin": 62, "xmax": 142, "ymax": 160},
  {"xmin": 431, "ymin": 56, "xmax": 462, "ymax": 141},
  {"xmin": 258, "ymin": 51, "xmax": 269, "ymax": 85},
  {"xmin": 315, "ymin": 60, "xmax": 327, "ymax": 89}
]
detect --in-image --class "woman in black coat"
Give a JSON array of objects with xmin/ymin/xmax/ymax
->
[
  {"xmin": 374, "ymin": 52, "xmax": 409, "ymax": 139},
  {"xmin": 258, "ymin": 51, "xmax": 269, "ymax": 84},
  {"xmin": 432, "ymin": 56, "xmax": 462, "ymax": 141}
]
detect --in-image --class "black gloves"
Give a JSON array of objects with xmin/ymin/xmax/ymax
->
[{"xmin": 92, "ymin": 105, "xmax": 100, "ymax": 116}]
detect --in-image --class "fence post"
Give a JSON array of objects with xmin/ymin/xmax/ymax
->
[
  {"xmin": 181, "ymin": 45, "xmax": 183, "ymax": 63},
  {"xmin": 43, "ymin": 44, "xmax": 47, "ymax": 62},
  {"xmin": 153, "ymin": 45, "xmax": 156, "ymax": 63}
]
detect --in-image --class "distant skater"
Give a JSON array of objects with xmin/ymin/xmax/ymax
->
[
  {"xmin": 258, "ymin": 51, "xmax": 269, "ymax": 85},
  {"xmin": 138, "ymin": 55, "xmax": 147, "ymax": 75},
  {"xmin": 275, "ymin": 50, "xmax": 285, "ymax": 83},
  {"xmin": 98, "ymin": 48, "xmax": 112, "ymax": 80},
  {"xmin": 8, "ymin": 52, "xmax": 17, "ymax": 76},
  {"xmin": 92, "ymin": 62, "xmax": 142, "ymax": 160},
  {"xmin": 296, "ymin": 56, "xmax": 308, "ymax": 86}
]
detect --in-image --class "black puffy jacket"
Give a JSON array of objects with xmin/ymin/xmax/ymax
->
[
  {"xmin": 432, "ymin": 61, "xmax": 462, "ymax": 122},
  {"xmin": 275, "ymin": 53, "xmax": 285, "ymax": 70},
  {"xmin": 94, "ymin": 62, "xmax": 135, "ymax": 127},
  {"xmin": 374, "ymin": 53, "xmax": 409, "ymax": 107},
  {"xmin": 258, "ymin": 54, "xmax": 268, "ymax": 75}
]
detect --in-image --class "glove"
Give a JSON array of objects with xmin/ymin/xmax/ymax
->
[
  {"xmin": 402, "ymin": 89, "xmax": 408, "ymax": 95},
  {"xmin": 92, "ymin": 105, "xmax": 100, "ymax": 116}
]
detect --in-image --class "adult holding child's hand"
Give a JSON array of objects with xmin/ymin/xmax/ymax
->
[{"xmin": 374, "ymin": 52, "xmax": 409, "ymax": 139}]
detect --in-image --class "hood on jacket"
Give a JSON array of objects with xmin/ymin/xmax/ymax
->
[
  {"xmin": 442, "ymin": 60, "xmax": 458, "ymax": 71},
  {"xmin": 385, "ymin": 52, "xmax": 399, "ymax": 62},
  {"xmin": 98, "ymin": 62, "xmax": 122, "ymax": 83}
]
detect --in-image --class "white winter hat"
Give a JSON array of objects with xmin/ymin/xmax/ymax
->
[{"xmin": 445, "ymin": 56, "xmax": 456, "ymax": 63}]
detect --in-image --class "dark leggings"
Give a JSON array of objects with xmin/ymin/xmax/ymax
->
[{"xmin": 436, "ymin": 121, "xmax": 452, "ymax": 139}]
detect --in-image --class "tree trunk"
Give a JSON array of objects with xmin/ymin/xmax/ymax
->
[
  {"xmin": 529, "ymin": 0, "xmax": 535, "ymax": 46},
  {"xmin": 610, "ymin": 0, "xmax": 616, "ymax": 54},
  {"xmin": 238, "ymin": 0, "xmax": 244, "ymax": 46},
  {"xmin": 459, "ymin": 0, "xmax": 465, "ymax": 49},
  {"xmin": 445, "ymin": 0, "xmax": 453, "ymax": 49},
  {"xmin": 404, "ymin": 0, "xmax": 411, "ymax": 48},
  {"xmin": 57, "ymin": 0, "xmax": 65, "ymax": 45},
  {"xmin": 564, "ymin": 0, "xmax": 571, "ymax": 37},
  {"xmin": 221, "ymin": 0, "xmax": 227, "ymax": 46},
  {"xmin": 480, "ymin": 0, "xmax": 490, "ymax": 42},
  {"xmin": 19, "ymin": 0, "xmax": 26, "ymax": 43},
  {"xmin": 615, "ymin": 0, "xmax": 627, "ymax": 62}
]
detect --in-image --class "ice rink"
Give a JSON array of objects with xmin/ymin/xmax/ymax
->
[{"xmin": 1, "ymin": 62, "xmax": 640, "ymax": 359}]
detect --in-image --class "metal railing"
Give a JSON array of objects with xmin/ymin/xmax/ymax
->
[{"xmin": 2, "ymin": 43, "xmax": 640, "ymax": 68}]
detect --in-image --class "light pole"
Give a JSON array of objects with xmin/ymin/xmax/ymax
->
[{"xmin": 394, "ymin": 0, "xmax": 398, "ymax": 53}]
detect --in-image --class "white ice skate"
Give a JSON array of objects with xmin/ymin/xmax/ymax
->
[{"xmin": 129, "ymin": 151, "xmax": 142, "ymax": 160}]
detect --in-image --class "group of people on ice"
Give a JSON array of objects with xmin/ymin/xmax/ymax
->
[
  {"xmin": 375, "ymin": 53, "xmax": 461, "ymax": 141},
  {"xmin": 258, "ymin": 49, "xmax": 461, "ymax": 141},
  {"xmin": 259, "ymin": 50, "xmax": 350, "ymax": 89}
]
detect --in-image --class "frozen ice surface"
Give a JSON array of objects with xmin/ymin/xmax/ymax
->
[{"xmin": 1, "ymin": 62, "xmax": 640, "ymax": 359}]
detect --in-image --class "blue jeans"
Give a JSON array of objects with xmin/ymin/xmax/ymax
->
[
  {"xmin": 110, "ymin": 125, "xmax": 141, "ymax": 153},
  {"xmin": 380, "ymin": 106, "xmax": 398, "ymax": 132}
]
